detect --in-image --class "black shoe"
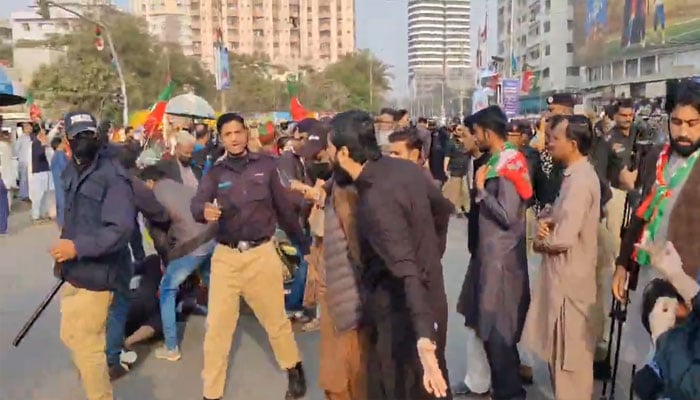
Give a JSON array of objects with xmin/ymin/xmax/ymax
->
[
  {"xmin": 285, "ymin": 362, "xmax": 306, "ymax": 399},
  {"xmin": 594, "ymin": 359, "xmax": 611, "ymax": 381},
  {"xmin": 451, "ymin": 381, "xmax": 489, "ymax": 398},
  {"xmin": 108, "ymin": 363, "xmax": 129, "ymax": 381}
]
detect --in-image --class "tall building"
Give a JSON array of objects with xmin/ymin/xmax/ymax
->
[
  {"xmin": 408, "ymin": 0, "xmax": 472, "ymax": 101},
  {"xmin": 190, "ymin": 0, "xmax": 356, "ymax": 73},
  {"xmin": 130, "ymin": 0, "xmax": 194, "ymax": 55},
  {"xmin": 496, "ymin": 0, "xmax": 580, "ymax": 95}
]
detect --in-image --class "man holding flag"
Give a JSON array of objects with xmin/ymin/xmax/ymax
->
[{"xmin": 457, "ymin": 106, "xmax": 531, "ymax": 400}]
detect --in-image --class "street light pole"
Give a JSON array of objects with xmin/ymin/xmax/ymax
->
[{"xmin": 38, "ymin": 1, "xmax": 129, "ymax": 124}]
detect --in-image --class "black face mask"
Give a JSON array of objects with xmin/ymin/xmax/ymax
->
[
  {"xmin": 331, "ymin": 160, "xmax": 354, "ymax": 187},
  {"xmin": 669, "ymin": 135, "xmax": 700, "ymax": 157},
  {"xmin": 68, "ymin": 133, "xmax": 101, "ymax": 165},
  {"xmin": 308, "ymin": 162, "xmax": 332, "ymax": 182}
]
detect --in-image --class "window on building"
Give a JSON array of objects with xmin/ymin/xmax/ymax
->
[
  {"xmin": 22, "ymin": 23, "xmax": 30, "ymax": 31},
  {"xmin": 543, "ymin": 67, "xmax": 550, "ymax": 78},
  {"xmin": 566, "ymin": 66, "xmax": 580, "ymax": 76},
  {"xmin": 544, "ymin": 21, "xmax": 550, "ymax": 32},
  {"xmin": 231, "ymin": 41, "xmax": 239, "ymax": 49},
  {"xmin": 253, "ymin": 29, "xmax": 264, "ymax": 37},
  {"xmin": 545, "ymin": 44, "xmax": 550, "ymax": 55},
  {"xmin": 545, "ymin": 0, "xmax": 551, "ymax": 10},
  {"xmin": 567, "ymin": 43, "xmax": 574, "ymax": 53}
]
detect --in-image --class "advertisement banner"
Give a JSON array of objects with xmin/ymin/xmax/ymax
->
[
  {"xmin": 502, "ymin": 78, "xmax": 520, "ymax": 118},
  {"xmin": 215, "ymin": 45, "xmax": 230, "ymax": 91},
  {"xmin": 573, "ymin": 0, "xmax": 700, "ymax": 65}
]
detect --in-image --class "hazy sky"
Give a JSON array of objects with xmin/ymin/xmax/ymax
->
[{"xmin": 1, "ymin": 0, "xmax": 496, "ymax": 98}]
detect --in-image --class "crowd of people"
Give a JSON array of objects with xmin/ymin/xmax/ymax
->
[{"xmin": 3, "ymin": 79, "xmax": 700, "ymax": 400}]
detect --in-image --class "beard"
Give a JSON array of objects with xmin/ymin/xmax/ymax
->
[
  {"xmin": 331, "ymin": 161, "xmax": 354, "ymax": 187},
  {"xmin": 670, "ymin": 135, "xmax": 700, "ymax": 157}
]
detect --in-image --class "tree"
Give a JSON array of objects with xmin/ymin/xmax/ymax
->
[
  {"xmin": 223, "ymin": 53, "xmax": 289, "ymax": 112},
  {"xmin": 318, "ymin": 50, "xmax": 392, "ymax": 112},
  {"xmin": 30, "ymin": 9, "xmax": 215, "ymax": 123}
]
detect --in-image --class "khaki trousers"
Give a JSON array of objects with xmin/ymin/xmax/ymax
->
[
  {"xmin": 59, "ymin": 282, "xmax": 113, "ymax": 400},
  {"xmin": 202, "ymin": 242, "xmax": 301, "ymax": 399},
  {"xmin": 319, "ymin": 296, "xmax": 366, "ymax": 400},
  {"xmin": 442, "ymin": 176, "xmax": 470, "ymax": 212}
]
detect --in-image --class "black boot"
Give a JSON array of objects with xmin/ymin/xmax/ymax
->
[{"xmin": 285, "ymin": 362, "xmax": 306, "ymax": 399}]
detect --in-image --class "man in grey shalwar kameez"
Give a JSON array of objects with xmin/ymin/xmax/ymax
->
[{"xmin": 457, "ymin": 106, "xmax": 531, "ymax": 400}]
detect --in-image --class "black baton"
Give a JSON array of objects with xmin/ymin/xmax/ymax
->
[{"xmin": 12, "ymin": 279, "xmax": 65, "ymax": 347}]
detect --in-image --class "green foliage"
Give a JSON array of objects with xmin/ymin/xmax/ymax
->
[
  {"xmin": 30, "ymin": 9, "xmax": 215, "ymax": 123},
  {"xmin": 223, "ymin": 53, "xmax": 289, "ymax": 112}
]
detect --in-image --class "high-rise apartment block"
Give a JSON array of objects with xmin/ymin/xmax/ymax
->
[
  {"xmin": 130, "ymin": 0, "xmax": 194, "ymax": 55},
  {"xmin": 496, "ymin": 0, "xmax": 580, "ymax": 93},
  {"xmin": 132, "ymin": 0, "xmax": 356, "ymax": 72},
  {"xmin": 408, "ymin": 0, "xmax": 472, "ymax": 96}
]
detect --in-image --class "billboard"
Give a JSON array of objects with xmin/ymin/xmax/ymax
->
[{"xmin": 573, "ymin": 0, "xmax": 700, "ymax": 65}]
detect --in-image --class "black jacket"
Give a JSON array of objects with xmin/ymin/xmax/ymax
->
[{"xmin": 56, "ymin": 146, "xmax": 136, "ymax": 292}]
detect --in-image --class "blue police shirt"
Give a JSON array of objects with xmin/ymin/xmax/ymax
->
[{"xmin": 58, "ymin": 146, "xmax": 136, "ymax": 292}]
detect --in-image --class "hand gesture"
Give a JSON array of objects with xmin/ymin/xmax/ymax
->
[
  {"xmin": 536, "ymin": 218, "xmax": 552, "ymax": 240},
  {"xmin": 475, "ymin": 165, "xmax": 489, "ymax": 191},
  {"xmin": 49, "ymin": 239, "xmax": 78, "ymax": 262},
  {"xmin": 417, "ymin": 338, "xmax": 448, "ymax": 398},
  {"xmin": 204, "ymin": 200, "xmax": 222, "ymax": 222},
  {"xmin": 618, "ymin": 168, "xmax": 638, "ymax": 191},
  {"xmin": 612, "ymin": 265, "xmax": 628, "ymax": 302},
  {"xmin": 649, "ymin": 297, "xmax": 678, "ymax": 342},
  {"xmin": 635, "ymin": 241, "xmax": 684, "ymax": 279}
]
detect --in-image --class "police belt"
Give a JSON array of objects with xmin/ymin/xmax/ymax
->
[{"xmin": 219, "ymin": 238, "xmax": 269, "ymax": 252}]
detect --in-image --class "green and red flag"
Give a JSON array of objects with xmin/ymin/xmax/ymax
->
[
  {"xmin": 287, "ymin": 77, "xmax": 309, "ymax": 122},
  {"xmin": 26, "ymin": 92, "xmax": 42, "ymax": 121},
  {"xmin": 95, "ymin": 25, "xmax": 105, "ymax": 51},
  {"xmin": 485, "ymin": 142, "xmax": 533, "ymax": 200},
  {"xmin": 143, "ymin": 80, "xmax": 176, "ymax": 138}
]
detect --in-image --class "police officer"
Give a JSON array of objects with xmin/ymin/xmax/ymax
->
[
  {"xmin": 192, "ymin": 112, "xmax": 309, "ymax": 400},
  {"xmin": 49, "ymin": 111, "xmax": 136, "ymax": 400}
]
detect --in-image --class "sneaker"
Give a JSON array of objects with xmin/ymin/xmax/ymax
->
[
  {"xmin": 120, "ymin": 349, "xmax": 138, "ymax": 365},
  {"xmin": 301, "ymin": 318, "xmax": 320, "ymax": 332},
  {"xmin": 155, "ymin": 345, "xmax": 181, "ymax": 361}
]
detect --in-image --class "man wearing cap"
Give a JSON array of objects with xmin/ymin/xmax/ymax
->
[
  {"xmin": 49, "ymin": 111, "xmax": 136, "ymax": 400},
  {"xmin": 278, "ymin": 118, "xmax": 318, "ymax": 223}
]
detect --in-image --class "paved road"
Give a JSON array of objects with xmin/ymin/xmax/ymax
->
[{"xmin": 0, "ymin": 211, "xmax": 634, "ymax": 400}]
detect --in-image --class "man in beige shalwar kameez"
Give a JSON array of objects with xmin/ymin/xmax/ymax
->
[{"xmin": 522, "ymin": 115, "xmax": 600, "ymax": 400}]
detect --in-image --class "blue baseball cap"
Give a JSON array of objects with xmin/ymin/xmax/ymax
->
[{"xmin": 63, "ymin": 111, "xmax": 98, "ymax": 138}]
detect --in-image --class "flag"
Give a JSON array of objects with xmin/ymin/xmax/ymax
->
[
  {"xmin": 143, "ymin": 81, "xmax": 176, "ymax": 138},
  {"xmin": 95, "ymin": 25, "xmax": 104, "ymax": 51},
  {"xmin": 287, "ymin": 77, "xmax": 309, "ymax": 122},
  {"xmin": 26, "ymin": 92, "xmax": 42, "ymax": 121},
  {"xmin": 485, "ymin": 142, "xmax": 533, "ymax": 200},
  {"xmin": 520, "ymin": 70, "xmax": 541, "ymax": 95}
]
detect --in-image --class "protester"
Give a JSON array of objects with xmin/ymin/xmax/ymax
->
[
  {"xmin": 522, "ymin": 114, "xmax": 600, "ymax": 399},
  {"xmin": 49, "ymin": 136, "xmax": 69, "ymax": 228},
  {"xmin": 14, "ymin": 122, "xmax": 32, "ymax": 201},
  {"xmin": 613, "ymin": 78, "xmax": 700, "ymax": 384},
  {"xmin": 28, "ymin": 126, "xmax": 53, "ymax": 223},
  {"xmin": 157, "ymin": 130, "xmax": 202, "ymax": 188},
  {"xmin": 328, "ymin": 110, "xmax": 452, "ymax": 399},
  {"xmin": 139, "ymin": 165, "xmax": 216, "ymax": 361},
  {"xmin": 457, "ymin": 105, "xmax": 532, "ymax": 400}
]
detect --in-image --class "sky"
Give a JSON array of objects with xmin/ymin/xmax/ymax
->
[{"xmin": 1, "ymin": 0, "xmax": 496, "ymax": 99}]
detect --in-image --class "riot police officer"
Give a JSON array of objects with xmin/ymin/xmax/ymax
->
[{"xmin": 49, "ymin": 111, "xmax": 136, "ymax": 400}]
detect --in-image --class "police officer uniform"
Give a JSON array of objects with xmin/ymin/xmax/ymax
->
[
  {"xmin": 191, "ymin": 143, "xmax": 310, "ymax": 400},
  {"xmin": 51, "ymin": 112, "xmax": 136, "ymax": 400}
]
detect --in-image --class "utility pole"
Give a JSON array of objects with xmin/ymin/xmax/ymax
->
[
  {"xmin": 38, "ymin": 0, "xmax": 129, "ymax": 124},
  {"xmin": 440, "ymin": 0, "xmax": 446, "ymax": 121}
]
